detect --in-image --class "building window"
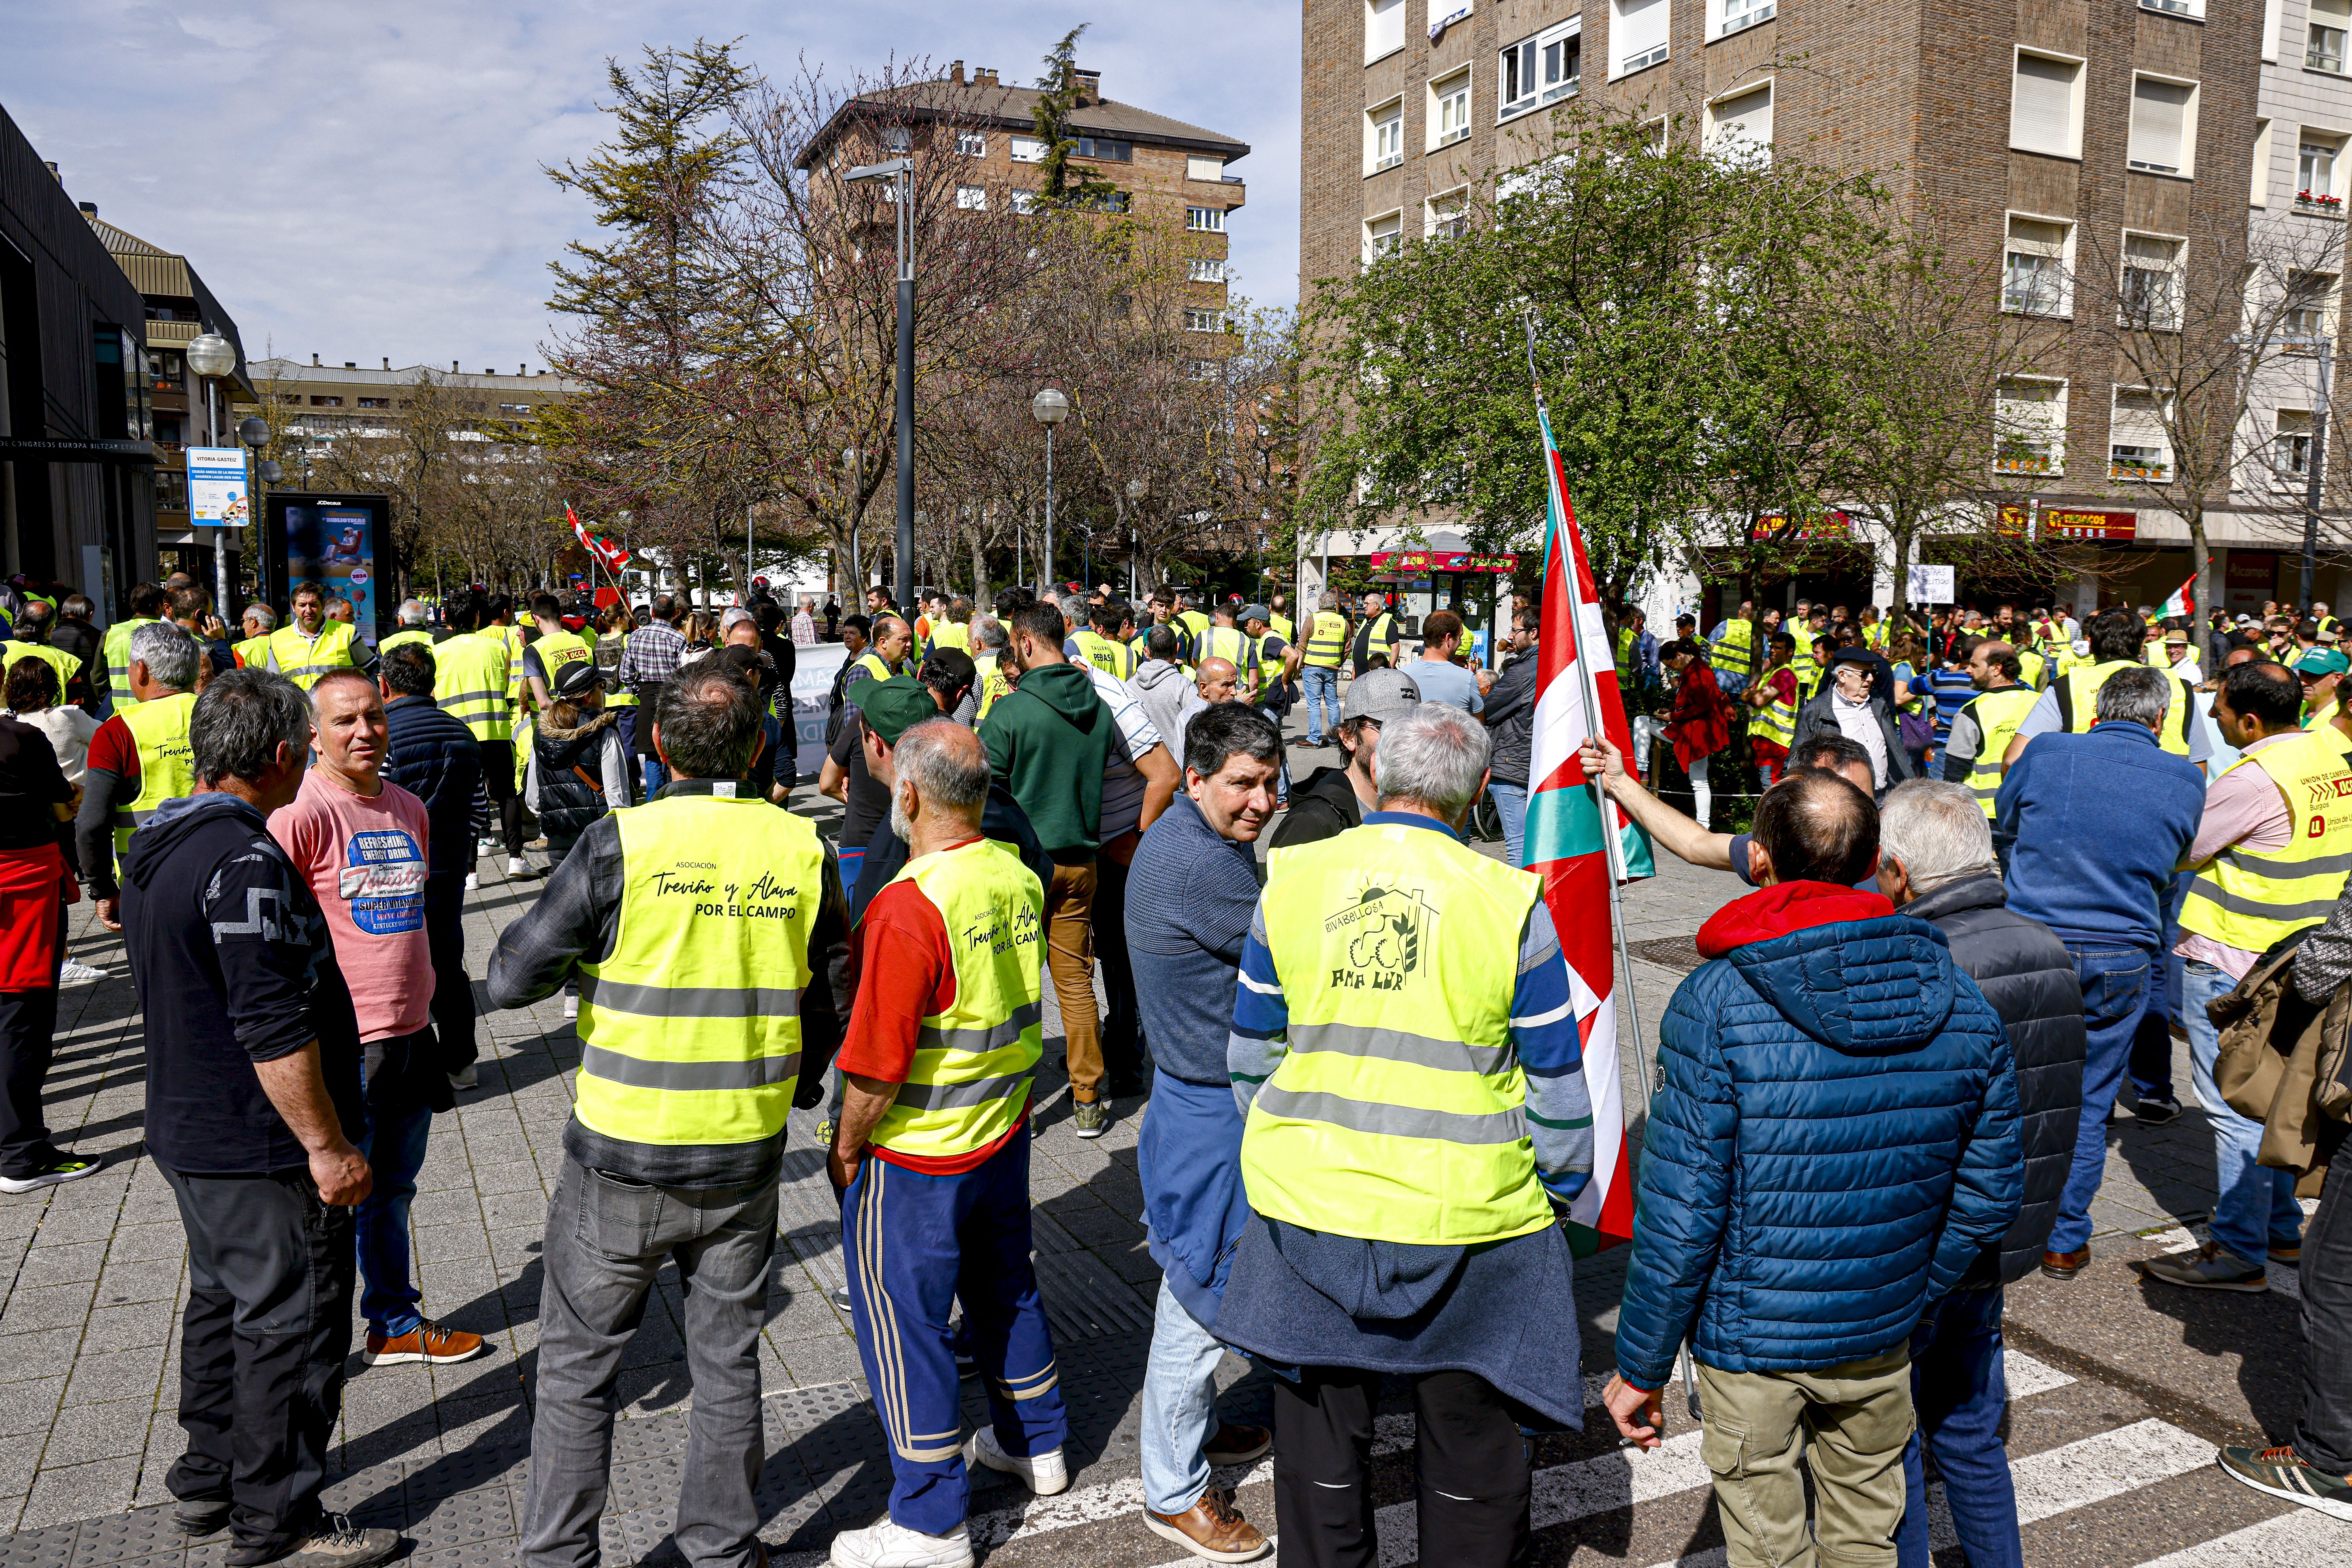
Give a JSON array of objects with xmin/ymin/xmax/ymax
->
[
  {"xmin": 2127, "ymin": 75, "xmax": 2197, "ymax": 177},
  {"xmin": 1188, "ymin": 206, "xmax": 1226, "ymax": 231},
  {"xmin": 1994, "ymin": 377, "xmax": 2067, "ymax": 473},
  {"xmin": 1185, "ymin": 309, "xmax": 1225, "ymax": 332},
  {"xmin": 358, "ymin": 396, "xmax": 390, "ymax": 409},
  {"xmin": 2120, "ymin": 233, "xmax": 2185, "ymax": 330},
  {"xmin": 1187, "ymin": 155, "xmax": 1225, "ymax": 180},
  {"xmin": 1718, "ymin": 0, "xmax": 1775, "ymax": 38},
  {"xmin": 2002, "ymin": 215, "xmax": 2072, "ymax": 316},
  {"xmin": 1368, "ymin": 100, "xmax": 1404, "ymax": 172},
  {"xmin": 882, "ymin": 126, "xmax": 912, "ymax": 153},
  {"xmin": 496, "ymin": 401, "xmax": 530, "ymax": 413},
  {"xmin": 2254, "ymin": 119, "xmax": 2274, "ymax": 208},
  {"xmin": 1010, "ymin": 135, "xmax": 1045, "ymax": 163},
  {"xmin": 1189, "ymin": 257, "xmax": 1228, "ymax": 282},
  {"xmin": 310, "ymin": 395, "xmax": 343, "ymax": 407},
  {"xmin": 2302, "ymin": 135, "xmax": 2345, "ymax": 210},
  {"xmin": 154, "ymin": 470, "xmax": 188, "ymax": 513},
  {"xmin": 2141, "ymin": 0, "xmax": 2200, "ymax": 15},
  {"xmin": 2109, "ymin": 388, "xmax": 2175, "ymax": 481},
  {"xmin": 1705, "ymin": 81, "xmax": 1773, "ymax": 162},
  {"xmin": 2314, "ymin": 0, "xmax": 2350, "ymax": 72},
  {"xmin": 956, "ymin": 185, "xmax": 987, "ymax": 210},
  {"xmin": 1430, "ymin": 70, "xmax": 1472, "ymax": 148},
  {"xmin": 957, "ymin": 131, "xmax": 986, "ymax": 156},
  {"xmin": 1364, "ymin": 211, "xmax": 1403, "ymax": 265},
  {"xmin": 1426, "ymin": 189, "xmax": 1468, "ymax": 239},
  {"xmin": 2286, "ymin": 271, "xmax": 2338, "ymax": 339},
  {"xmin": 2010, "ymin": 51, "xmax": 2084, "ymax": 160},
  {"xmin": 1367, "ymin": 0, "xmax": 1406, "ymax": 61},
  {"xmin": 1011, "ymin": 190, "xmax": 1039, "ymax": 214},
  {"xmin": 1611, "ymin": 0, "xmax": 1670, "ymax": 77},
  {"xmin": 1500, "ymin": 20, "xmax": 1580, "ymax": 119},
  {"xmin": 2277, "ymin": 409, "xmax": 2315, "ymax": 475},
  {"xmin": 1073, "ymin": 136, "xmax": 1131, "ymax": 161}
]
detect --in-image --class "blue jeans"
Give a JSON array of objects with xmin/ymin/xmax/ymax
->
[
  {"xmin": 1896, "ymin": 1287, "xmax": 2020, "ymax": 1568},
  {"xmin": 1489, "ymin": 781, "xmax": 1528, "ymax": 869},
  {"xmin": 2183, "ymin": 959, "xmax": 2304, "ymax": 1264},
  {"xmin": 1139, "ymin": 1276, "xmax": 1229, "ymax": 1516},
  {"xmin": 354, "ymin": 1042, "xmax": 434, "ymax": 1340},
  {"xmin": 2048, "ymin": 942, "xmax": 2153, "ymax": 1254},
  {"xmin": 641, "ymin": 756, "xmax": 670, "ymax": 798},
  {"xmin": 1259, "ymin": 706, "xmax": 1292, "ymax": 804},
  {"xmin": 1300, "ymin": 665, "xmax": 1340, "ymax": 744}
]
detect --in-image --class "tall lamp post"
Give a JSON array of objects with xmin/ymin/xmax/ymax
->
[
  {"xmin": 1031, "ymin": 387, "xmax": 1069, "ymax": 594},
  {"xmin": 842, "ymin": 156, "xmax": 916, "ymax": 613},
  {"xmin": 236, "ymin": 416, "xmax": 269, "ymax": 614},
  {"xmin": 1125, "ymin": 477, "xmax": 1148, "ymax": 599},
  {"xmin": 185, "ymin": 332, "xmax": 238, "ymax": 614}
]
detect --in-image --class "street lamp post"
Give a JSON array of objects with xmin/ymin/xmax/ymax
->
[
  {"xmin": 234, "ymin": 415, "xmax": 268, "ymax": 615},
  {"xmin": 842, "ymin": 156, "xmax": 916, "ymax": 613},
  {"xmin": 1031, "ymin": 388, "xmax": 1069, "ymax": 594}
]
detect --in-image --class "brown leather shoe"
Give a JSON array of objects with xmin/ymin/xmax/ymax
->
[
  {"xmin": 2041, "ymin": 1246, "xmax": 2091, "ymax": 1280},
  {"xmin": 1143, "ymin": 1487, "xmax": 1270, "ymax": 1563}
]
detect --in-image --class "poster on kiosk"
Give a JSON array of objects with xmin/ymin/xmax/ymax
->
[{"xmin": 262, "ymin": 493, "xmax": 396, "ymax": 654}]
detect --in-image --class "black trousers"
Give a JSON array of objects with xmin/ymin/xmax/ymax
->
[
  {"xmin": 423, "ymin": 873, "xmax": 476, "ymax": 1073},
  {"xmin": 479, "ymin": 739, "xmax": 524, "ymax": 857},
  {"xmin": 2296, "ymin": 1158, "xmax": 2352, "ymax": 1472},
  {"xmin": 0, "ymin": 984, "xmax": 60, "ymax": 1176},
  {"xmin": 160, "ymin": 1164, "xmax": 355, "ymax": 1560},
  {"xmin": 1091, "ymin": 852, "xmax": 1145, "ymax": 1090},
  {"xmin": 1272, "ymin": 1366, "xmax": 1532, "ymax": 1568}
]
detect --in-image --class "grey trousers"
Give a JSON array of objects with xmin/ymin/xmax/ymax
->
[
  {"xmin": 521, "ymin": 1157, "xmax": 778, "ymax": 1568},
  {"xmin": 2296, "ymin": 1164, "xmax": 2352, "ymax": 1473}
]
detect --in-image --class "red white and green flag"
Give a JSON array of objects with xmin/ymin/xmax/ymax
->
[
  {"xmin": 567, "ymin": 504, "xmax": 631, "ymax": 573},
  {"xmin": 2159, "ymin": 574, "xmax": 2194, "ymax": 620},
  {"xmin": 1525, "ymin": 402, "xmax": 1654, "ymax": 1255}
]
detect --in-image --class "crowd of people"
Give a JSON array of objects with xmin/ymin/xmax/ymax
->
[{"xmin": 0, "ymin": 562, "xmax": 2347, "ymax": 1568}]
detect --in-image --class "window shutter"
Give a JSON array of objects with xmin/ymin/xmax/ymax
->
[
  {"xmin": 2010, "ymin": 55, "xmax": 2077, "ymax": 156},
  {"xmin": 1368, "ymin": 0, "xmax": 1406, "ymax": 60},
  {"xmin": 2129, "ymin": 78, "xmax": 2191, "ymax": 171},
  {"xmin": 2111, "ymin": 390, "xmax": 2169, "ymax": 449},
  {"xmin": 1615, "ymin": 0, "xmax": 1670, "ymax": 66},
  {"xmin": 1712, "ymin": 85, "xmax": 1772, "ymax": 149},
  {"xmin": 2008, "ymin": 217, "xmax": 2067, "ymax": 259},
  {"xmin": 2124, "ymin": 233, "xmax": 2176, "ymax": 268}
]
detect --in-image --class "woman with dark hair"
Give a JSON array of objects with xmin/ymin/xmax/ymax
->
[
  {"xmin": 1634, "ymin": 637, "xmax": 1734, "ymax": 829},
  {"xmin": 6, "ymin": 656, "xmax": 97, "ymax": 791},
  {"xmin": 0, "ymin": 658, "xmax": 85, "ymax": 1189}
]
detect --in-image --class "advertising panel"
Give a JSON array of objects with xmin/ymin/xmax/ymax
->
[{"xmin": 264, "ymin": 493, "xmax": 395, "ymax": 649}]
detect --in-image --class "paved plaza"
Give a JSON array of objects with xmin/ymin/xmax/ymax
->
[{"xmin": 0, "ymin": 743, "xmax": 2314, "ymax": 1568}]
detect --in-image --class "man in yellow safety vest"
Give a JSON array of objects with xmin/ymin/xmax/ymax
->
[
  {"xmin": 381, "ymin": 600, "xmax": 435, "ymax": 655},
  {"xmin": 75, "ymin": 622, "xmax": 202, "ymax": 931},
  {"xmin": 1942, "ymin": 640, "xmax": 2039, "ymax": 819},
  {"xmin": 101, "ymin": 581, "xmax": 166, "ymax": 712},
  {"xmin": 1194, "ymin": 602, "xmax": 1261, "ymax": 704},
  {"xmin": 264, "ymin": 585, "xmax": 359, "ymax": 690},
  {"xmin": 2005, "ymin": 607, "xmax": 2210, "ymax": 771},
  {"xmin": 232, "ymin": 603, "xmax": 277, "ymax": 669},
  {"xmin": 432, "ymin": 595, "xmax": 525, "ymax": 878},
  {"xmin": 487, "ymin": 661, "xmax": 848, "ymax": 1568},
  {"xmin": 1068, "ymin": 597, "xmax": 1135, "ymax": 680},
  {"xmin": 1297, "ymin": 592, "xmax": 1350, "ymax": 746},
  {"xmin": 825, "ymin": 719, "xmax": 1070, "ymax": 1567}
]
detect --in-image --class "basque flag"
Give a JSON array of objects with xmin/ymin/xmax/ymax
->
[
  {"xmin": 567, "ymin": 504, "xmax": 631, "ymax": 573},
  {"xmin": 1524, "ymin": 404, "xmax": 1653, "ymax": 1255}
]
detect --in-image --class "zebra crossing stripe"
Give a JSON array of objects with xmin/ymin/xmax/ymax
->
[{"xmin": 2137, "ymin": 1510, "xmax": 2350, "ymax": 1565}]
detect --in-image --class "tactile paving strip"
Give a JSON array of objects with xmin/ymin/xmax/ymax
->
[{"xmin": 1031, "ymin": 1251, "xmax": 1153, "ymax": 1342}]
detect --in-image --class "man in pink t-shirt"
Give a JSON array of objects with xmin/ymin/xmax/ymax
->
[{"xmin": 272, "ymin": 670, "xmax": 486, "ymax": 1368}]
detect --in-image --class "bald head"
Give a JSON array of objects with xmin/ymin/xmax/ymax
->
[
  {"xmin": 870, "ymin": 615, "xmax": 914, "ymax": 666},
  {"xmin": 1196, "ymin": 657, "xmax": 1239, "ymax": 704},
  {"xmin": 890, "ymin": 719, "xmax": 990, "ymax": 846}
]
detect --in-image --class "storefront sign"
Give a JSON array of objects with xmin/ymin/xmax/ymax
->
[
  {"xmin": 1750, "ymin": 510, "xmax": 1851, "ymax": 541},
  {"xmin": 2225, "ymin": 552, "xmax": 2279, "ymax": 613},
  {"xmin": 2034, "ymin": 507, "xmax": 2137, "ymax": 541},
  {"xmin": 1368, "ymin": 550, "xmax": 1518, "ymax": 574}
]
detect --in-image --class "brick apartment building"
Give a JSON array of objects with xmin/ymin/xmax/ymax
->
[{"xmin": 1299, "ymin": 0, "xmax": 2352, "ymax": 623}]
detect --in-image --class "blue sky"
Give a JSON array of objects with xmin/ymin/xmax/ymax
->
[{"xmin": 4, "ymin": 2, "xmax": 1300, "ymax": 370}]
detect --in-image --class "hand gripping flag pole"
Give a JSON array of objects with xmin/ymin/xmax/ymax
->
[{"xmin": 1520, "ymin": 311, "xmax": 1698, "ymax": 1422}]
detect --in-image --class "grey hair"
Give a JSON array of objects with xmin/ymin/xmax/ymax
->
[
  {"xmin": 128, "ymin": 620, "xmax": 200, "ymax": 691},
  {"xmin": 191, "ymin": 669, "xmax": 311, "ymax": 785},
  {"xmin": 1318, "ymin": 592, "xmax": 1341, "ymax": 613},
  {"xmin": 894, "ymin": 719, "xmax": 990, "ymax": 815},
  {"xmin": 1879, "ymin": 779, "xmax": 1998, "ymax": 893},
  {"xmin": 655, "ymin": 664, "xmax": 764, "ymax": 778},
  {"xmin": 2095, "ymin": 665, "xmax": 2172, "ymax": 730},
  {"xmin": 243, "ymin": 603, "xmax": 278, "ymax": 631},
  {"xmin": 1373, "ymin": 704, "xmax": 1492, "ymax": 816},
  {"xmin": 397, "ymin": 598, "xmax": 428, "ymax": 626},
  {"xmin": 972, "ymin": 616, "xmax": 1008, "ymax": 652}
]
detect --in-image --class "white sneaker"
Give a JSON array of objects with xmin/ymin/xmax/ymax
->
[
  {"xmin": 562, "ymin": 993, "xmax": 578, "ymax": 1020},
  {"xmin": 507, "ymin": 856, "xmax": 533, "ymax": 879},
  {"xmin": 464, "ymin": 872, "xmax": 479, "ymax": 891},
  {"xmin": 965, "ymin": 1427, "xmax": 1068, "ymax": 1495},
  {"xmin": 58, "ymin": 960, "xmax": 107, "ymax": 987},
  {"xmin": 827, "ymin": 1517, "xmax": 974, "ymax": 1568}
]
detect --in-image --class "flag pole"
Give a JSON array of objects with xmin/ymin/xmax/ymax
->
[{"xmin": 1523, "ymin": 310, "xmax": 1697, "ymax": 1423}]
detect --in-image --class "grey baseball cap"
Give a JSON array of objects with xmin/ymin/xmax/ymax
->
[
  {"xmin": 1239, "ymin": 603, "xmax": 1272, "ymax": 624},
  {"xmin": 1341, "ymin": 667, "xmax": 1421, "ymax": 723}
]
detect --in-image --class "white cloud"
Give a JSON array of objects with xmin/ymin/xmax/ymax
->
[{"xmin": 4, "ymin": 2, "xmax": 1300, "ymax": 371}]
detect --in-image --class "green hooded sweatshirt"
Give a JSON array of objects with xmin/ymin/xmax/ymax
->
[{"xmin": 978, "ymin": 660, "xmax": 1110, "ymax": 859}]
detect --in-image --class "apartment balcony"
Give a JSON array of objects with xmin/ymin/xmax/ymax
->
[{"xmin": 1993, "ymin": 449, "xmax": 2061, "ymax": 475}]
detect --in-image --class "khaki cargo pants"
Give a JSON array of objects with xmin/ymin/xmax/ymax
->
[{"xmin": 1696, "ymin": 1348, "xmax": 1914, "ymax": 1568}]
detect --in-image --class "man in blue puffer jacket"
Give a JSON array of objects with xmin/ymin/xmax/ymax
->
[{"xmin": 1605, "ymin": 767, "xmax": 2022, "ymax": 1568}]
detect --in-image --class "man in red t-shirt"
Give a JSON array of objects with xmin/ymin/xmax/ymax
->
[
  {"xmin": 271, "ymin": 669, "xmax": 486, "ymax": 1371},
  {"xmin": 826, "ymin": 721, "xmax": 1069, "ymax": 1568}
]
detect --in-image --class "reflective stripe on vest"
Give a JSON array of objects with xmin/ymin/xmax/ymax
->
[
  {"xmin": 103, "ymin": 618, "xmax": 158, "ymax": 704},
  {"xmin": 1242, "ymin": 821, "xmax": 1553, "ymax": 1246},
  {"xmin": 867, "ymin": 838, "xmax": 1046, "ymax": 1159},
  {"xmin": 1959, "ymin": 687, "xmax": 2039, "ymax": 816},
  {"xmin": 1303, "ymin": 611, "xmax": 1349, "ymax": 668},
  {"xmin": 2055, "ymin": 661, "xmax": 2192, "ymax": 756},
  {"xmin": 115, "ymin": 691, "xmax": 198, "ymax": 852},
  {"xmin": 1199, "ymin": 625, "xmax": 1257, "ymax": 675},
  {"xmin": 432, "ymin": 633, "xmax": 513, "ymax": 742},
  {"xmin": 1352, "ymin": 614, "xmax": 1396, "ymax": 668},
  {"xmin": 572, "ymin": 795, "xmax": 825, "ymax": 1146},
  {"xmin": 266, "ymin": 621, "xmax": 358, "ymax": 689},
  {"xmin": 599, "ymin": 633, "xmax": 637, "ymax": 707},
  {"xmin": 1752, "ymin": 665, "xmax": 1797, "ymax": 752},
  {"xmin": 2177, "ymin": 729, "xmax": 2352, "ymax": 953},
  {"xmin": 1070, "ymin": 628, "xmax": 1133, "ymax": 680}
]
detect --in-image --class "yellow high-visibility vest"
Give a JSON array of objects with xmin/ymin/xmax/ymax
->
[
  {"xmin": 1351, "ymin": 612, "xmax": 1398, "ymax": 671},
  {"xmin": 1242, "ymin": 821, "xmax": 1553, "ymax": 1246},
  {"xmin": 599, "ymin": 632, "xmax": 635, "ymax": 708},
  {"xmin": 929, "ymin": 620, "xmax": 971, "ymax": 655},
  {"xmin": 432, "ymin": 632, "xmax": 513, "ymax": 743},
  {"xmin": 380, "ymin": 629, "xmax": 435, "ymax": 656},
  {"xmin": 2177, "ymin": 729, "xmax": 2352, "ymax": 955},
  {"xmin": 520, "ymin": 628, "xmax": 590, "ymax": 711},
  {"xmin": 1303, "ymin": 611, "xmax": 1349, "ymax": 669},
  {"xmin": 866, "ymin": 837, "xmax": 1046, "ymax": 1159},
  {"xmin": 233, "ymin": 634, "xmax": 272, "ymax": 669},
  {"xmin": 1198, "ymin": 624, "xmax": 1258, "ymax": 680},
  {"xmin": 265, "ymin": 621, "xmax": 358, "ymax": 690},
  {"xmin": 2053, "ymin": 660, "xmax": 2192, "ymax": 756},
  {"xmin": 1751, "ymin": 663, "xmax": 1798, "ymax": 752},
  {"xmin": 573, "ymin": 793, "xmax": 828, "ymax": 1146},
  {"xmin": 102, "ymin": 618, "xmax": 160, "ymax": 706},
  {"xmin": 1269, "ymin": 612, "xmax": 1296, "ymax": 646},
  {"xmin": 114, "ymin": 691, "xmax": 198, "ymax": 853},
  {"xmin": 1069, "ymin": 628, "xmax": 1133, "ymax": 680},
  {"xmin": 1958, "ymin": 687, "xmax": 2039, "ymax": 818},
  {"xmin": 0, "ymin": 640, "xmax": 79, "ymax": 701},
  {"xmin": 975, "ymin": 652, "xmax": 1010, "ymax": 720}
]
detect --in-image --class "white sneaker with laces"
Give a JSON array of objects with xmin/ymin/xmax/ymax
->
[
  {"xmin": 507, "ymin": 856, "xmax": 530, "ymax": 878},
  {"xmin": 827, "ymin": 1517, "xmax": 974, "ymax": 1568},
  {"xmin": 58, "ymin": 960, "xmax": 107, "ymax": 986},
  {"xmin": 965, "ymin": 1427, "xmax": 1068, "ymax": 1495}
]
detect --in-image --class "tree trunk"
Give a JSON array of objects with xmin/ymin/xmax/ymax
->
[
  {"xmin": 1889, "ymin": 521, "xmax": 1914, "ymax": 626},
  {"xmin": 969, "ymin": 509, "xmax": 989, "ymax": 605},
  {"xmin": 2190, "ymin": 510, "xmax": 2211, "ymax": 636}
]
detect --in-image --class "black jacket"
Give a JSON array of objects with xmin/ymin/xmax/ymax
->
[
  {"xmin": 1268, "ymin": 764, "xmax": 1366, "ymax": 851},
  {"xmin": 48, "ymin": 617, "xmax": 102, "ymax": 711},
  {"xmin": 1903, "ymin": 872, "xmax": 2085, "ymax": 1286},
  {"xmin": 383, "ymin": 694, "xmax": 483, "ymax": 878},
  {"xmin": 1483, "ymin": 647, "xmax": 1539, "ymax": 787},
  {"xmin": 530, "ymin": 709, "xmax": 621, "ymax": 859},
  {"xmin": 1790, "ymin": 689, "xmax": 1918, "ymax": 792}
]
